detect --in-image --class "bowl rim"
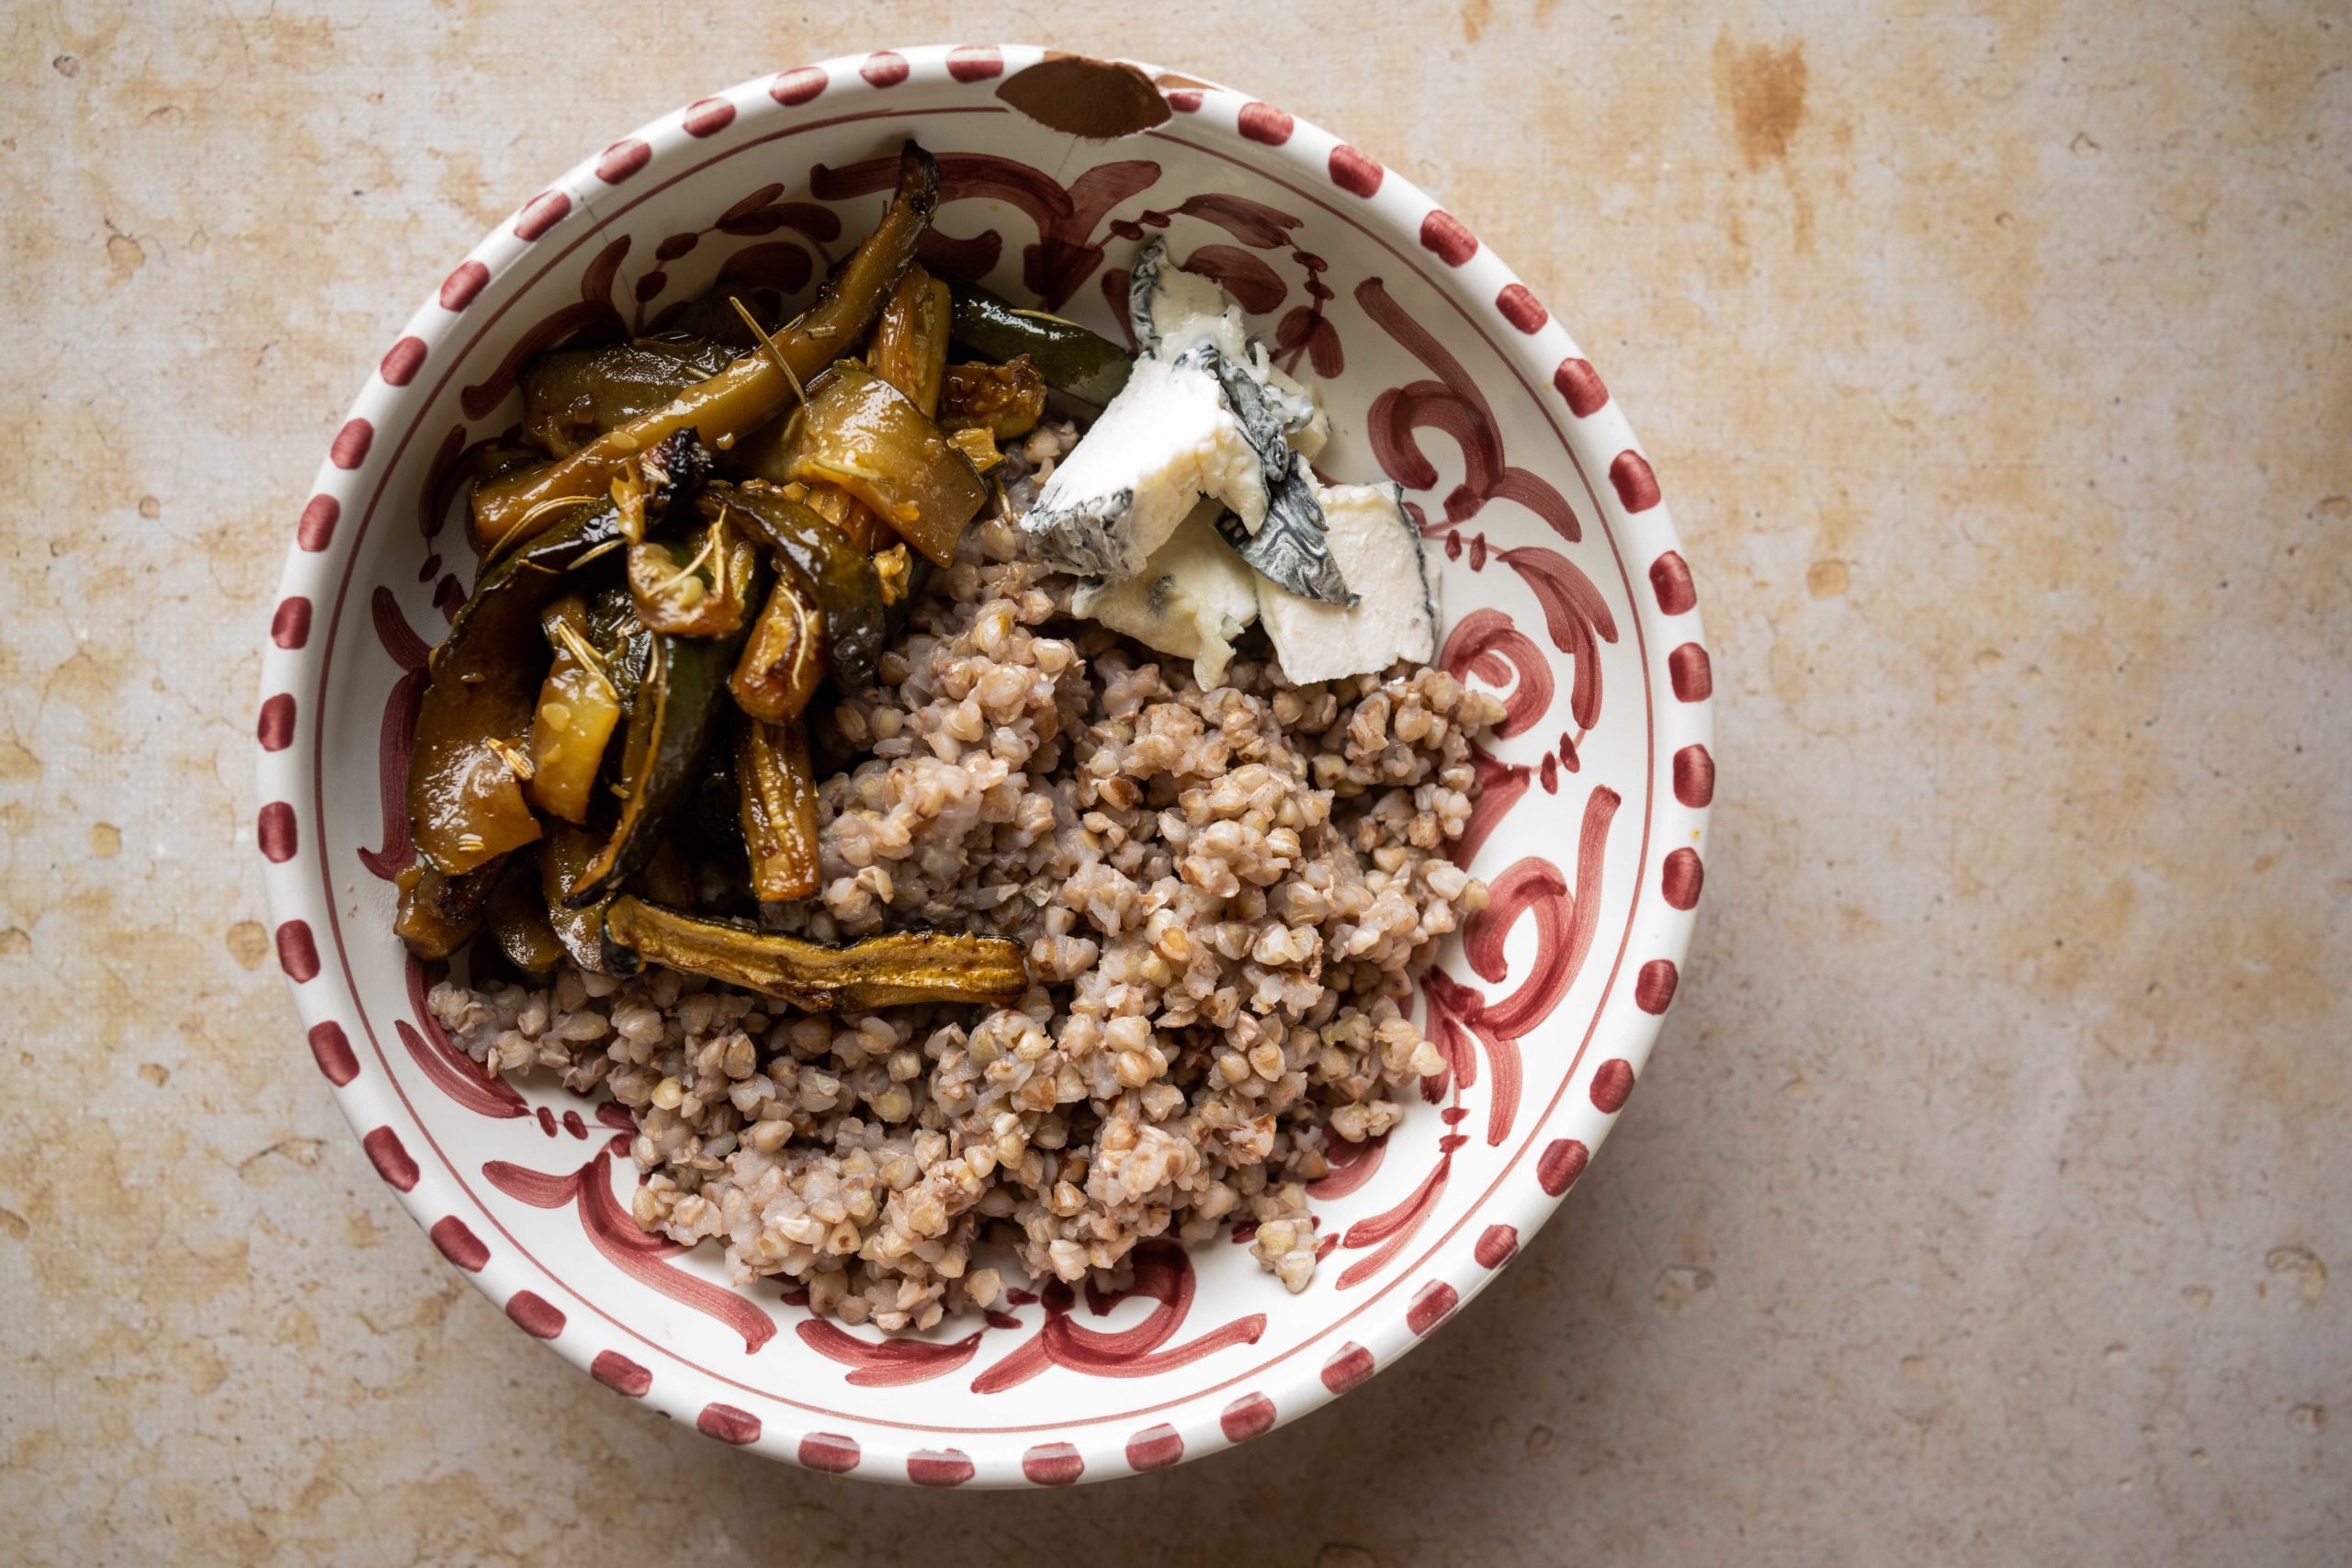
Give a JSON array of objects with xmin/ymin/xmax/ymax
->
[{"xmin": 255, "ymin": 42, "xmax": 1714, "ymax": 1487}]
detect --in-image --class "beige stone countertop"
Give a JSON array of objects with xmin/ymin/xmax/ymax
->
[{"xmin": 3, "ymin": 2, "xmax": 2344, "ymax": 1562}]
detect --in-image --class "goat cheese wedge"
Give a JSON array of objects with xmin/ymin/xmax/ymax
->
[
  {"xmin": 1019, "ymin": 351, "xmax": 1267, "ymax": 580},
  {"xmin": 1070, "ymin": 502, "xmax": 1261, "ymax": 689},
  {"xmin": 1261, "ymin": 483, "xmax": 1440, "ymax": 684},
  {"xmin": 1128, "ymin": 243, "xmax": 1234, "ymax": 358},
  {"xmin": 1129, "ymin": 239, "xmax": 1329, "ymax": 457},
  {"xmin": 1204, "ymin": 344, "xmax": 1351, "ymax": 604},
  {"xmin": 1121, "ymin": 241, "xmax": 1348, "ymax": 604}
]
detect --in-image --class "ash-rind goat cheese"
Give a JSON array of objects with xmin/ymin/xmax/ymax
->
[
  {"xmin": 1128, "ymin": 243, "xmax": 1326, "ymax": 442},
  {"xmin": 1127, "ymin": 242, "xmax": 1229, "ymax": 358},
  {"xmin": 1033, "ymin": 246, "xmax": 1438, "ymax": 687},
  {"xmin": 1070, "ymin": 503, "xmax": 1261, "ymax": 689},
  {"xmin": 1204, "ymin": 344, "xmax": 1351, "ymax": 605},
  {"xmin": 1260, "ymin": 484, "xmax": 1440, "ymax": 685},
  {"xmin": 1018, "ymin": 352, "xmax": 1266, "ymax": 580},
  {"xmin": 1124, "ymin": 241, "xmax": 1347, "ymax": 603}
]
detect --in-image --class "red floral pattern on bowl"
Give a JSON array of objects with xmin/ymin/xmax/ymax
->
[{"xmin": 255, "ymin": 45, "xmax": 1713, "ymax": 1487}]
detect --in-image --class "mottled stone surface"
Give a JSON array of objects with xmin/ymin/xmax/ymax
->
[{"xmin": 2, "ymin": 3, "xmax": 2345, "ymax": 1562}]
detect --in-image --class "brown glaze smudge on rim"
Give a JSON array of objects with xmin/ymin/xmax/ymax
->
[{"xmin": 996, "ymin": 56, "xmax": 1171, "ymax": 139}]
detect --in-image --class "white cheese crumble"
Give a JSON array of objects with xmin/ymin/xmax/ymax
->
[
  {"xmin": 1018, "ymin": 355, "xmax": 1267, "ymax": 579},
  {"xmin": 1071, "ymin": 503, "xmax": 1261, "ymax": 689},
  {"xmin": 1261, "ymin": 484, "xmax": 1440, "ymax": 685}
]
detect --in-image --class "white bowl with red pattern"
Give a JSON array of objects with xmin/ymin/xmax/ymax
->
[{"xmin": 256, "ymin": 45, "xmax": 1713, "ymax": 1486}]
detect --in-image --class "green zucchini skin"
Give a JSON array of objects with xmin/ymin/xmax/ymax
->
[
  {"xmin": 948, "ymin": 284, "xmax": 1133, "ymax": 407},
  {"xmin": 562, "ymin": 582, "xmax": 763, "ymax": 908}
]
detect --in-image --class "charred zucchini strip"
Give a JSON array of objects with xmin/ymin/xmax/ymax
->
[
  {"xmin": 775, "ymin": 364, "xmax": 987, "ymax": 569},
  {"xmin": 473, "ymin": 144, "xmax": 939, "ymax": 556},
  {"xmin": 719, "ymin": 484, "xmax": 884, "ymax": 691},
  {"xmin": 525, "ymin": 595, "xmax": 623, "ymax": 825},
  {"xmin": 868, "ymin": 265, "xmax": 951, "ymax": 418},
  {"xmin": 736, "ymin": 718, "xmax": 820, "ymax": 903},
  {"xmin": 947, "ymin": 283, "xmax": 1132, "ymax": 406},
  {"xmin": 603, "ymin": 897, "xmax": 1027, "ymax": 1011},
  {"xmin": 562, "ymin": 598, "xmax": 761, "ymax": 908}
]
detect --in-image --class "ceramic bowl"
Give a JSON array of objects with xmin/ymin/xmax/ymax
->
[{"xmin": 256, "ymin": 44, "xmax": 1713, "ymax": 1487}]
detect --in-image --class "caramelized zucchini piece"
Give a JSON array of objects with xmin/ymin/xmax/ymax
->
[
  {"xmin": 521, "ymin": 335, "xmax": 737, "ymax": 457},
  {"xmin": 408, "ymin": 735, "xmax": 540, "ymax": 878},
  {"xmin": 603, "ymin": 897, "xmax": 1027, "ymax": 1011},
  {"xmin": 775, "ymin": 364, "xmax": 987, "ymax": 568},
  {"xmin": 723, "ymin": 425, "xmax": 892, "ymax": 552},
  {"xmin": 868, "ymin": 265, "xmax": 951, "ymax": 418},
  {"xmin": 947, "ymin": 284, "xmax": 1132, "ymax": 406},
  {"xmin": 719, "ymin": 484, "xmax": 884, "ymax": 690},
  {"xmin": 583, "ymin": 584, "xmax": 650, "ymax": 712},
  {"xmin": 730, "ymin": 568, "xmax": 826, "ymax": 723},
  {"xmin": 472, "ymin": 144, "xmax": 939, "ymax": 555},
  {"xmin": 627, "ymin": 504, "xmax": 758, "ymax": 637},
  {"xmin": 525, "ymin": 596, "xmax": 623, "ymax": 824},
  {"xmin": 945, "ymin": 425, "xmax": 1003, "ymax": 474},
  {"xmin": 409, "ymin": 515, "xmax": 615, "ymax": 874},
  {"xmin": 540, "ymin": 818, "xmax": 632, "ymax": 975},
  {"xmin": 801, "ymin": 479, "xmax": 888, "ymax": 553},
  {"xmin": 393, "ymin": 860, "xmax": 503, "ymax": 960},
  {"xmin": 736, "ymin": 718, "xmax": 820, "ymax": 903},
  {"xmin": 488, "ymin": 851, "xmax": 563, "ymax": 974},
  {"xmin": 563, "ymin": 607, "xmax": 759, "ymax": 908},
  {"xmin": 630, "ymin": 838, "xmax": 698, "ymax": 909},
  {"xmin": 412, "ymin": 433, "xmax": 708, "ymax": 874},
  {"xmin": 940, "ymin": 356, "xmax": 1048, "ymax": 440}
]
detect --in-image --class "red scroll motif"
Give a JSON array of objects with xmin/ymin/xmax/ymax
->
[
  {"xmin": 1335, "ymin": 1140, "xmax": 1463, "ymax": 1290},
  {"xmin": 1358, "ymin": 276, "xmax": 1579, "ymax": 542},
  {"xmin": 482, "ymin": 1146, "xmax": 778, "ymax": 1353},
  {"xmin": 1184, "ymin": 243, "xmax": 1286, "ymax": 310},
  {"xmin": 811, "ymin": 152, "xmax": 1160, "ymax": 308},
  {"xmin": 636, "ymin": 185, "xmax": 842, "ymax": 333},
  {"xmin": 1441, "ymin": 608, "xmax": 1554, "ymax": 739},
  {"xmin": 792, "ymin": 1240, "xmax": 1263, "ymax": 1393},
  {"xmin": 970, "ymin": 1241, "xmax": 1266, "ymax": 1393},
  {"xmin": 1496, "ymin": 547, "xmax": 1618, "ymax": 731},
  {"xmin": 1329, "ymin": 785, "xmax": 1616, "ymax": 1290},
  {"xmin": 399, "ymin": 957, "xmax": 525, "ymax": 1120},
  {"xmin": 796, "ymin": 1320, "xmax": 991, "ymax": 1389},
  {"xmin": 1453, "ymin": 745, "xmax": 1533, "ymax": 869},
  {"xmin": 1356, "ymin": 276, "xmax": 1617, "ymax": 730},
  {"xmin": 1306, "ymin": 1131, "xmax": 1388, "ymax": 1201},
  {"xmin": 1418, "ymin": 785, "xmax": 1621, "ymax": 1145},
  {"xmin": 459, "ymin": 236, "xmax": 630, "ymax": 419},
  {"xmin": 358, "ymin": 587, "xmax": 430, "ymax": 881}
]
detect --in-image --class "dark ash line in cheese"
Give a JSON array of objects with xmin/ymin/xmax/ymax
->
[
  {"xmin": 1126, "ymin": 241, "xmax": 1176, "ymax": 356},
  {"xmin": 1211, "ymin": 501, "xmax": 1352, "ymax": 606},
  {"xmin": 1026, "ymin": 484, "xmax": 1138, "ymax": 577},
  {"xmin": 1199, "ymin": 342, "xmax": 1351, "ymax": 604}
]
